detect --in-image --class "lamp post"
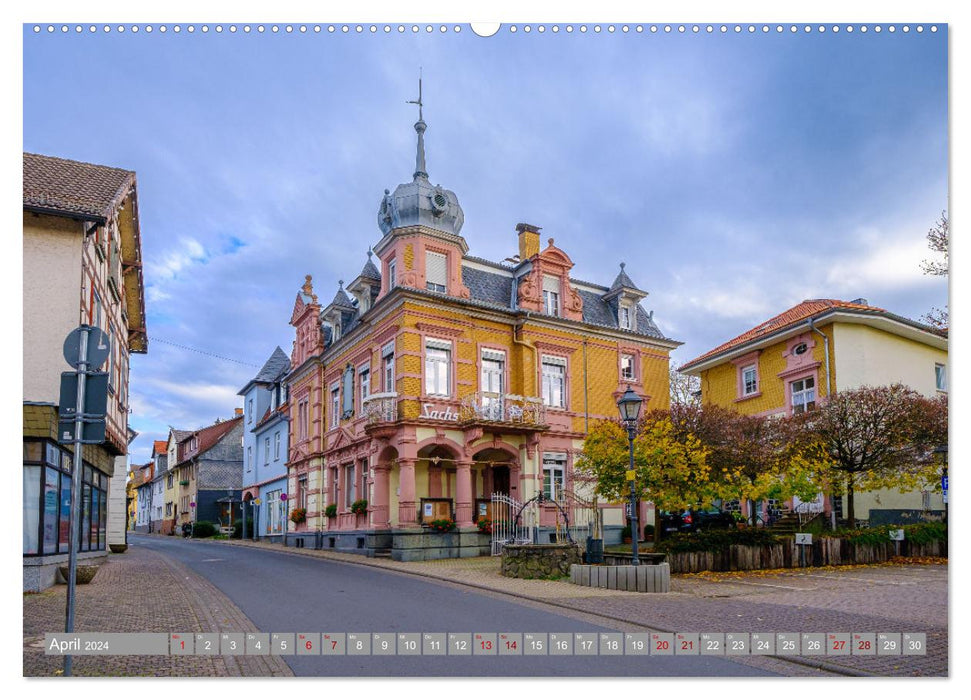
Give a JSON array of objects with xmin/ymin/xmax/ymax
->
[
  {"xmin": 281, "ymin": 492, "xmax": 288, "ymax": 547},
  {"xmin": 617, "ymin": 385, "xmax": 643, "ymax": 566}
]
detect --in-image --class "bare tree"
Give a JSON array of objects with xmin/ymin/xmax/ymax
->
[
  {"xmin": 920, "ymin": 211, "xmax": 948, "ymax": 329},
  {"xmin": 670, "ymin": 362, "xmax": 700, "ymax": 407}
]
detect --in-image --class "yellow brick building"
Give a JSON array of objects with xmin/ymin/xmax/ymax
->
[
  {"xmin": 284, "ymin": 110, "xmax": 679, "ymax": 559},
  {"xmin": 679, "ymin": 298, "xmax": 948, "ymax": 525}
]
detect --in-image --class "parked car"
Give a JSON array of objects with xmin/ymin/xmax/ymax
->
[{"xmin": 658, "ymin": 508, "xmax": 734, "ymax": 534}]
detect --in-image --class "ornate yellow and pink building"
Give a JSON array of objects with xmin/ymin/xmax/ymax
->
[{"xmin": 284, "ymin": 107, "xmax": 679, "ymax": 559}]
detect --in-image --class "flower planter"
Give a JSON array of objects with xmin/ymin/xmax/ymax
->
[
  {"xmin": 58, "ymin": 564, "xmax": 99, "ymax": 585},
  {"xmin": 108, "ymin": 544, "xmax": 128, "ymax": 554}
]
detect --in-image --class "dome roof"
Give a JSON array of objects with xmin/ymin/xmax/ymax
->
[{"xmin": 377, "ymin": 102, "xmax": 464, "ymax": 237}]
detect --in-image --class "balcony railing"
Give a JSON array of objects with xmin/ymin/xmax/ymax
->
[
  {"xmin": 363, "ymin": 393, "xmax": 398, "ymax": 424},
  {"xmin": 459, "ymin": 392, "xmax": 546, "ymax": 427}
]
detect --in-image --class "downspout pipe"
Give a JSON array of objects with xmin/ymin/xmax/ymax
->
[
  {"xmin": 807, "ymin": 316, "xmax": 835, "ymax": 531},
  {"xmin": 807, "ymin": 317, "xmax": 831, "ymax": 400}
]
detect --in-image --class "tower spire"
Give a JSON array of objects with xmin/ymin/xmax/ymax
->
[{"xmin": 406, "ymin": 68, "xmax": 427, "ymax": 180}]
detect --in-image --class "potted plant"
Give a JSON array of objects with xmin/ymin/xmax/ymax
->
[
  {"xmin": 428, "ymin": 517, "xmax": 456, "ymax": 533},
  {"xmin": 350, "ymin": 499, "xmax": 368, "ymax": 515},
  {"xmin": 476, "ymin": 516, "xmax": 493, "ymax": 535},
  {"xmin": 324, "ymin": 503, "xmax": 337, "ymax": 518},
  {"xmin": 643, "ymin": 523, "xmax": 655, "ymax": 542},
  {"xmin": 289, "ymin": 507, "xmax": 307, "ymax": 524},
  {"xmin": 621, "ymin": 524, "xmax": 632, "ymax": 544}
]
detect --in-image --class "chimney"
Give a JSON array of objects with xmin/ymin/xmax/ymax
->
[
  {"xmin": 234, "ymin": 407, "xmax": 243, "ymax": 417},
  {"xmin": 516, "ymin": 223, "xmax": 541, "ymax": 261}
]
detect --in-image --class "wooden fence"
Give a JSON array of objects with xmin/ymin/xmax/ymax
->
[{"xmin": 666, "ymin": 538, "xmax": 946, "ymax": 574}]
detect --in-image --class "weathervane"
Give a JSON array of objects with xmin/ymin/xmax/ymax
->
[{"xmin": 407, "ymin": 67, "xmax": 424, "ymax": 122}]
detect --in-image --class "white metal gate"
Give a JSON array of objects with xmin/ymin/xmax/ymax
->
[{"xmin": 490, "ymin": 492, "xmax": 536, "ymax": 556}]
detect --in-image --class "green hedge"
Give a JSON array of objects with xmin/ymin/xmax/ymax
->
[
  {"xmin": 655, "ymin": 528, "xmax": 782, "ymax": 554},
  {"xmin": 192, "ymin": 521, "xmax": 216, "ymax": 538},
  {"xmin": 834, "ymin": 522, "xmax": 947, "ymax": 546},
  {"xmin": 232, "ymin": 518, "xmax": 255, "ymax": 539}
]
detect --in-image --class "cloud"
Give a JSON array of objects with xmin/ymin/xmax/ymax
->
[{"xmin": 145, "ymin": 237, "xmax": 209, "ymax": 282}]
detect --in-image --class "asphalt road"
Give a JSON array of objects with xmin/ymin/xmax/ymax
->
[{"xmin": 133, "ymin": 535, "xmax": 777, "ymax": 677}]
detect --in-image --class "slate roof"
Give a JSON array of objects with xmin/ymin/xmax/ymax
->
[
  {"xmin": 23, "ymin": 152, "xmax": 135, "ymax": 222},
  {"xmin": 462, "ymin": 266, "xmax": 514, "ymax": 308},
  {"xmin": 177, "ymin": 416, "xmax": 243, "ymax": 465},
  {"xmin": 679, "ymin": 298, "xmax": 944, "ymax": 371},
  {"xmin": 254, "ymin": 347, "xmax": 290, "ymax": 383},
  {"xmin": 607, "ymin": 263, "xmax": 643, "ymax": 294},
  {"xmin": 359, "ymin": 253, "xmax": 381, "ymax": 280}
]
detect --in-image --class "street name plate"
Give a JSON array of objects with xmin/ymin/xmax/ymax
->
[
  {"xmin": 676, "ymin": 632, "xmax": 699, "ymax": 655},
  {"xmin": 220, "ymin": 633, "xmax": 244, "ymax": 655},
  {"xmin": 574, "ymin": 632, "xmax": 598, "ymax": 655},
  {"xmin": 751, "ymin": 633, "xmax": 774, "ymax": 655},
  {"xmin": 196, "ymin": 633, "xmax": 219, "ymax": 655},
  {"xmin": 549, "ymin": 633, "xmax": 573, "ymax": 656},
  {"xmin": 170, "ymin": 633, "xmax": 193, "ymax": 655},
  {"xmin": 372, "ymin": 633, "xmax": 395, "ymax": 655},
  {"xmin": 297, "ymin": 632, "xmax": 320, "ymax": 655},
  {"xmin": 271, "ymin": 633, "xmax": 295, "ymax": 655},
  {"xmin": 878, "ymin": 633, "xmax": 902, "ymax": 655},
  {"xmin": 826, "ymin": 633, "xmax": 851, "ymax": 656},
  {"xmin": 473, "ymin": 632, "xmax": 497, "ymax": 655},
  {"xmin": 726, "ymin": 633, "xmax": 749, "ymax": 655},
  {"xmin": 246, "ymin": 633, "xmax": 270, "ymax": 655},
  {"xmin": 625, "ymin": 633, "xmax": 650, "ymax": 655},
  {"xmin": 498, "ymin": 633, "xmax": 522, "ymax": 655},
  {"xmin": 801, "ymin": 633, "xmax": 825, "ymax": 655},
  {"xmin": 651, "ymin": 632, "xmax": 674, "ymax": 655},
  {"xmin": 524, "ymin": 633, "xmax": 548, "ymax": 655},
  {"xmin": 700, "ymin": 632, "xmax": 725, "ymax": 655},
  {"xmin": 422, "ymin": 633, "xmax": 446, "ymax": 655},
  {"xmin": 903, "ymin": 633, "xmax": 926, "ymax": 655},
  {"xmin": 448, "ymin": 633, "xmax": 472, "ymax": 655},
  {"xmin": 599, "ymin": 632, "xmax": 623, "ymax": 655},
  {"xmin": 776, "ymin": 633, "xmax": 800, "ymax": 655}
]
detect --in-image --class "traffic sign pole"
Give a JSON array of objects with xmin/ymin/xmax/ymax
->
[{"xmin": 64, "ymin": 326, "xmax": 89, "ymax": 677}]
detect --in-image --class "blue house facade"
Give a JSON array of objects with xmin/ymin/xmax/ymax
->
[{"xmin": 239, "ymin": 347, "xmax": 290, "ymax": 541}]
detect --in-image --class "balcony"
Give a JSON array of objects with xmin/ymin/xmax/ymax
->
[
  {"xmin": 458, "ymin": 393, "xmax": 548, "ymax": 432},
  {"xmin": 363, "ymin": 393, "xmax": 398, "ymax": 435}
]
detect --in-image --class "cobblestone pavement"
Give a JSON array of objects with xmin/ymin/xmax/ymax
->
[
  {"xmin": 206, "ymin": 538, "xmax": 948, "ymax": 677},
  {"xmin": 22, "ymin": 544, "xmax": 293, "ymax": 677}
]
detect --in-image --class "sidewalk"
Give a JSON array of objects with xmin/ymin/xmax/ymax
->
[{"xmin": 22, "ymin": 543, "xmax": 292, "ymax": 677}]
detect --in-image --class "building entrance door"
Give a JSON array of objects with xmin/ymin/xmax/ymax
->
[{"xmin": 493, "ymin": 466, "xmax": 510, "ymax": 496}]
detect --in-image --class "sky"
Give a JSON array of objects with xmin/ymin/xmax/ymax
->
[{"xmin": 22, "ymin": 20, "xmax": 949, "ymax": 469}]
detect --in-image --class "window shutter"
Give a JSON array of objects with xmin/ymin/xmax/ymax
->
[
  {"xmin": 382, "ymin": 341, "xmax": 395, "ymax": 358},
  {"xmin": 426, "ymin": 251, "xmax": 447, "ymax": 289},
  {"xmin": 482, "ymin": 348, "xmax": 505, "ymax": 362},
  {"xmin": 542, "ymin": 355, "xmax": 567, "ymax": 367},
  {"xmin": 426, "ymin": 338, "xmax": 452, "ymax": 351},
  {"xmin": 542, "ymin": 275, "xmax": 560, "ymax": 293}
]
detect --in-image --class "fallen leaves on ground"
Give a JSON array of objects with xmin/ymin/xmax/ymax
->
[{"xmin": 675, "ymin": 556, "xmax": 947, "ymax": 582}]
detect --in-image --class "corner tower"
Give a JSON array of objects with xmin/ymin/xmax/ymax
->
[{"xmin": 374, "ymin": 76, "xmax": 469, "ymax": 300}]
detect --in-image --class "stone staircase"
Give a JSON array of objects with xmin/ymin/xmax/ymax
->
[{"xmin": 768, "ymin": 510, "xmax": 824, "ymax": 535}]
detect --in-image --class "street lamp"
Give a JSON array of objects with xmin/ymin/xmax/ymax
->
[
  {"xmin": 617, "ymin": 385, "xmax": 643, "ymax": 566},
  {"xmin": 281, "ymin": 492, "xmax": 289, "ymax": 547}
]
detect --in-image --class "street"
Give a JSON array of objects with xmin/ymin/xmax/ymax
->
[{"xmin": 131, "ymin": 535, "xmax": 775, "ymax": 677}]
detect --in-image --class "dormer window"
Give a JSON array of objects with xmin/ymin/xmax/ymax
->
[
  {"xmin": 425, "ymin": 250, "xmax": 447, "ymax": 293},
  {"xmin": 620, "ymin": 305, "xmax": 632, "ymax": 330},
  {"xmin": 542, "ymin": 275, "xmax": 560, "ymax": 316}
]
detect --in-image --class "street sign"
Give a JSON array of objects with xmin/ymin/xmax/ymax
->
[
  {"xmin": 795, "ymin": 533, "xmax": 812, "ymax": 545},
  {"xmin": 889, "ymin": 529, "xmax": 905, "ymax": 541},
  {"xmin": 625, "ymin": 470, "xmax": 636, "ymax": 482},
  {"xmin": 59, "ymin": 372, "xmax": 109, "ymax": 419},
  {"xmin": 942, "ymin": 475, "xmax": 948, "ymax": 491},
  {"xmin": 63, "ymin": 325, "xmax": 111, "ymax": 369},
  {"xmin": 57, "ymin": 418, "xmax": 106, "ymax": 445}
]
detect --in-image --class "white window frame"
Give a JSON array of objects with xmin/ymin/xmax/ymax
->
[
  {"xmin": 425, "ymin": 250, "xmax": 447, "ymax": 293},
  {"xmin": 541, "ymin": 355, "xmax": 567, "ymax": 408},
  {"xmin": 330, "ymin": 386, "xmax": 340, "ymax": 428},
  {"xmin": 359, "ymin": 364, "xmax": 371, "ymax": 407},
  {"xmin": 542, "ymin": 453, "xmax": 566, "ymax": 501},
  {"xmin": 935, "ymin": 363, "xmax": 947, "ymax": 392},
  {"xmin": 274, "ymin": 431, "xmax": 281, "ymax": 460},
  {"xmin": 388, "ymin": 259, "xmax": 397, "ymax": 290},
  {"xmin": 264, "ymin": 437, "xmax": 270, "ymax": 465},
  {"xmin": 425, "ymin": 339, "xmax": 452, "ymax": 397},
  {"xmin": 384, "ymin": 355, "xmax": 395, "ymax": 393},
  {"xmin": 742, "ymin": 365, "xmax": 758, "ymax": 396},
  {"xmin": 248, "ymin": 398, "xmax": 253, "ymax": 423},
  {"xmin": 791, "ymin": 376, "xmax": 816, "ymax": 414},
  {"xmin": 620, "ymin": 305, "xmax": 632, "ymax": 330},
  {"xmin": 247, "ymin": 446, "xmax": 252, "ymax": 470},
  {"xmin": 621, "ymin": 354, "xmax": 635, "ymax": 381}
]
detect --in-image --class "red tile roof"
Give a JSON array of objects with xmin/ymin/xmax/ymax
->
[
  {"xmin": 152, "ymin": 440, "xmax": 168, "ymax": 455},
  {"xmin": 23, "ymin": 152, "xmax": 135, "ymax": 222},
  {"xmin": 680, "ymin": 299, "xmax": 886, "ymax": 370}
]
